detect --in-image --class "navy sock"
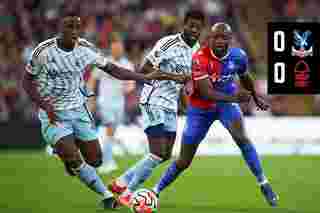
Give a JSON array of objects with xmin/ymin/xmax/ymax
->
[
  {"xmin": 237, "ymin": 142, "xmax": 266, "ymax": 184},
  {"xmin": 153, "ymin": 161, "xmax": 184, "ymax": 194}
]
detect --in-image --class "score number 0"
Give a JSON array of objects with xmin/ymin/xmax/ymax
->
[{"xmin": 273, "ymin": 31, "xmax": 285, "ymax": 84}]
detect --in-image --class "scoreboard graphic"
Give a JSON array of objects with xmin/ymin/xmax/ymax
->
[{"xmin": 268, "ymin": 22, "xmax": 320, "ymax": 94}]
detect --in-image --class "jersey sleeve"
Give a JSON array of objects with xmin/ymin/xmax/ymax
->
[
  {"xmin": 192, "ymin": 54, "xmax": 208, "ymax": 81},
  {"xmin": 25, "ymin": 52, "xmax": 45, "ymax": 76},
  {"xmin": 79, "ymin": 39, "xmax": 108, "ymax": 68},
  {"xmin": 91, "ymin": 66, "xmax": 104, "ymax": 79},
  {"xmin": 237, "ymin": 49, "xmax": 249, "ymax": 76},
  {"xmin": 145, "ymin": 38, "xmax": 169, "ymax": 68},
  {"xmin": 84, "ymin": 46, "xmax": 108, "ymax": 68}
]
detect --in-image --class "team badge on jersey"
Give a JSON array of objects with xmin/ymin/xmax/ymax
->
[{"xmin": 227, "ymin": 61, "xmax": 235, "ymax": 70}]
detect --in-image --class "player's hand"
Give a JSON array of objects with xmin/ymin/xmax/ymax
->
[
  {"xmin": 47, "ymin": 109, "xmax": 58, "ymax": 125},
  {"xmin": 253, "ymin": 95, "xmax": 270, "ymax": 111},
  {"xmin": 40, "ymin": 102, "xmax": 58, "ymax": 125},
  {"xmin": 144, "ymin": 69, "xmax": 165, "ymax": 80},
  {"xmin": 235, "ymin": 90, "xmax": 252, "ymax": 103},
  {"xmin": 145, "ymin": 70, "xmax": 186, "ymax": 83},
  {"xmin": 183, "ymin": 80, "xmax": 194, "ymax": 96}
]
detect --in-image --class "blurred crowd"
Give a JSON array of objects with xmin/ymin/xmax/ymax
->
[{"xmin": 1, "ymin": 0, "xmax": 320, "ymax": 124}]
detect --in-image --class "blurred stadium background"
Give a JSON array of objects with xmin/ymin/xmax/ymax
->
[
  {"xmin": 1, "ymin": 0, "xmax": 320, "ymax": 213},
  {"xmin": 1, "ymin": 0, "xmax": 320, "ymax": 150}
]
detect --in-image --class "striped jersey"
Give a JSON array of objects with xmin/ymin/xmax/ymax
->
[
  {"xmin": 25, "ymin": 37, "xmax": 105, "ymax": 110},
  {"xmin": 140, "ymin": 33, "xmax": 200, "ymax": 112}
]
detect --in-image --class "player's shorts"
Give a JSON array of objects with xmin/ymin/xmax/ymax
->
[
  {"xmin": 39, "ymin": 104, "xmax": 98, "ymax": 146},
  {"xmin": 139, "ymin": 104, "xmax": 177, "ymax": 137},
  {"xmin": 182, "ymin": 103, "xmax": 243, "ymax": 145}
]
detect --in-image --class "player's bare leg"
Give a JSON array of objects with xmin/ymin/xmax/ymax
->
[
  {"xmin": 97, "ymin": 125, "xmax": 119, "ymax": 174},
  {"xmin": 226, "ymin": 118, "xmax": 279, "ymax": 207},
  {"xmin": 115, "ymin": 129, "xmax": 175, "ymax": 207},
  {"xmin": 55, "ymin": 136, "xmax": 118, "ymax": 209},
  {"xmin": 75, "ymin": 138, "xmax": 102, "ymax": 168}
]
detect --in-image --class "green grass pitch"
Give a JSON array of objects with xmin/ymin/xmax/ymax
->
[{"xmin": 0, "ymin": 151, "xmax": 319, "ymax": 213}]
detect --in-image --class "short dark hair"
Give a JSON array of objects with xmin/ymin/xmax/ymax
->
[
  {"xmin": 59, "ymin": 2, "xmax": 80, "ymax": 18},
  {"xmin": 62, "ymin": 10, "xmax": 80, "ymax": 19},
  {"xmin": 184, "ymin": 9, "xmax": 205, "ymax": 24}
]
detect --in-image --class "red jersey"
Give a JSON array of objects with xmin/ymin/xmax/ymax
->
[{"xmin": 188, "ymin": 46, "xmax": 221, "ymax": 109}]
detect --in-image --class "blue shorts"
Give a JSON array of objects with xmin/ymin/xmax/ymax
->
[
  {"xmin": 139, "ymin": 104, "xmax": 177, "ymax": 137},
  {"xmin": 182, "ymin": 103, "xmax": 242, "ymax": 145},
  {"xmin": 39, "ymin": 104, "xmax": 98, "ymax": 146}
]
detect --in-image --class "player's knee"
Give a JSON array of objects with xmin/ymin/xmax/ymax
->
[
  {"xmin": 64, "ymin": 159, "xmax": 83, "ymax": 176},
  {"xmin": 235, "ymin": 134, "xmax": 250, "ymax": 144},
  {"xmin": 231, "ymin": 130, "xmax": 248, "ymax": 143},
  {"xmin": 86, "ymin": 158, "xmax": 103, "ymax": 168}
]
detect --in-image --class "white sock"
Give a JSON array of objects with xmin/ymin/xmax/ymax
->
[
  {"xmin": 127, "ymin": 154, "xmax": 163, "ymax": 192},
  {"xmin": 77, "ymin": 163, "xmax": 113, "ymax": 198}
]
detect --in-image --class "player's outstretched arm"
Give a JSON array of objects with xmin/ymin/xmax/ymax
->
[
  {"xmin": 139, "ymin": 60, "xmax": 190, "ymax": 83},
  {"xmin": 99, "ymin": 62, "xmax": 149, "ymax": 82},
  {"xmin": 197, "ymin": 77, "xmax": 251, "ymax": 103},
  {"xmin": 99, "ymin": 61, "xmax": 188, "ymax": 83},
  {"xmin": 239, "ymin": 73, "xmax": 269, "ymax": 110}
]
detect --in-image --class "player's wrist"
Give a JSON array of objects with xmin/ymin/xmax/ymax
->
[
  {"xmin": 95, "ymin": 54, "xmax": 108, "ymax": 67},
  {"xmin": 100, "ymin": 62, "xmax": 114, "ymax": 73}
]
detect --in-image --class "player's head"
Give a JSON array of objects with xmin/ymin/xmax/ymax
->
[
  {"xmin": 110, "ymin": 32, "xmax": 124, "ymax": 60},
  {"xmin": 182, "ymin": 9, "xmax": 205, "ymax": 46},
  {"xmin": 210, "ymin": 22, "xmax": 232, "ymax": 58},
  {"xmin": 61, "ymin": 12, "xmax": 81, "ymax": 47}
]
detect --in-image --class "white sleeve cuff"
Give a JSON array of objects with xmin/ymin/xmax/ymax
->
[{"xmin": 95, "ymin": 55, "xmax": 108, "ymax": 68}]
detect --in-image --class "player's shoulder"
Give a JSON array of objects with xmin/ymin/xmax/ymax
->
[
  {"xmin": 78, "ymin": 38, "xmax": 95, "ymax": 48},
  {"xmin": 78, "ymin": 38, "xmax": 99, "ymax": 54},
  {"xmin": 31, "ymin": 37, "xmax": 56, "ymax": 60},
  {"xmin": 158, "ymin": 33, "xmax": 179, "ymax": 44},
  {"xmin": 229, "ymin": 47, "xmax": 247, "ymax": 58},
  {"xmin": 192, "ymin": 46, "xmax": 210, "ymax": 61},
  {"xmin": 156, "ymin": 33, "xmax": 181, "ymax": 51}
]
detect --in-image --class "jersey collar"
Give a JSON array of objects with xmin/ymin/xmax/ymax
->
[
  {"xmin": 178, "ymin": 33, "xmax": 199, "ymax": 49},
  {"xmin": 55, "ymin": 37, "xmax": 79, "ymax": 53},
  {"xmin": 209, "ymin": 48, "xmax": 230, "ymax": 61}
]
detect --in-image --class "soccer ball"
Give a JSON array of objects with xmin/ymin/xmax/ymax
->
[{"xmin": 130, "ymin": 188, "xmax": 158, "ymax": 213}]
